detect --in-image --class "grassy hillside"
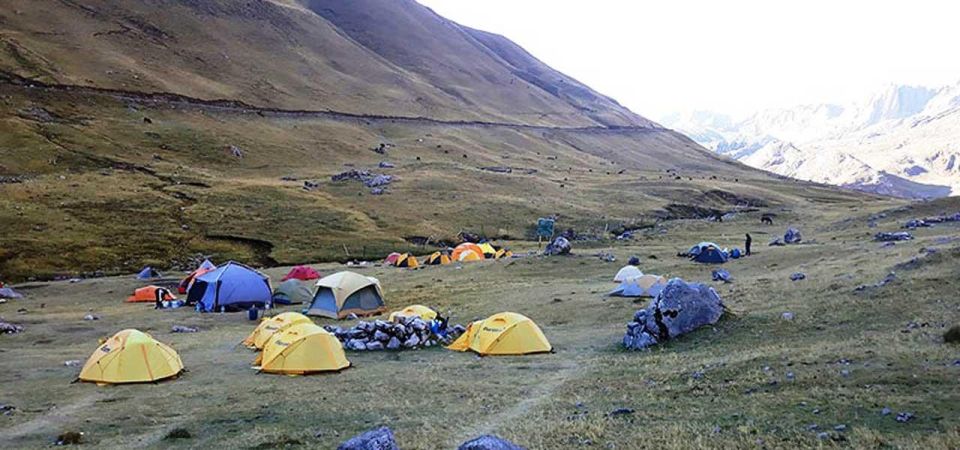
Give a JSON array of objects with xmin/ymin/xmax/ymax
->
[
  {"xmin": 0, "ymin": 198, "xmax": 957, "ymax": 448},
  {"xmin": 0, "ymin": 78, "xmax": 871, "ymax": 280},
  {"xmin": 0, "ymin": 0, "xmax": 648, "ymax": 127}
]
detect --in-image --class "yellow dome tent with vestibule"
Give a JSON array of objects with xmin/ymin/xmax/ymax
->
[
  {"xmin": 424, "ymin": 251, "xmax": 451, "ymax": 265},
  {"xmin": 447, "ymin": 312, "xmax": 552, "ymax": 356},
  {"xmin": 395, "ymin": 253, "xmax": 420, "ymax": 269},
  {"xmin": 255, "ymin": 322, "xmax": 350, "ymax": 375},
  {"xmin": 243, "ymin": 312, "xmax": 313, "ymax": 350},
  {"xmin": 388, "ymin": 304, "xmax": 438, "ymax": 322},
  {"xmin": 78, "ymin": 329, "xmax": 184, "ymax": 385}
]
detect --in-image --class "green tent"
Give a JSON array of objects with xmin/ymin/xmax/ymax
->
[{"xmin": 272, "ymin": 279, "xmax": 314, "ymax": 305}]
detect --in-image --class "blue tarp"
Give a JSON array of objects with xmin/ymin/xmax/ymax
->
[{"xmin": 189, "ymin": 261, "xmax": 271, "ymax": 312}]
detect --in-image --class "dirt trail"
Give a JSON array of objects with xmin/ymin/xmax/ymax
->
[
  {"xmin": 447, "ymin": 360, "xmax": 585, "ymax": 447},
  {"xmin": 0, "ymin": 70, "xmax": 661, "ymax": 134},
  {"xmin": 0, "ymin": 392, "xmax": 103, "ymax": 444}
]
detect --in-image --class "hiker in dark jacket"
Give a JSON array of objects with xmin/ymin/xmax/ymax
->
[
  {"xmin": 745, "ymin": 233, "xmax": 753, "ymax": 256},
  {"xmin": 154, "ymin": 287, "xmax": 171, "ymax": 309}
]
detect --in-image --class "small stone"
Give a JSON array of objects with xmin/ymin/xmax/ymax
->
[
  {"xmin": 64, "ymin": 360, "xmax": 81, "ymax": 367},
  {"xmin": 812, "ymin": 408, "xmax": 821, "ymax": 415},
  {"xmin": 895, "ymin": 412, "xmax": 915, "ymax": 423},
  {"xmin": 840, "ymin": 369, "xmax": 850, "ymax": 377},
  {"xmin": 834, "ymin": 424, "xmax": 847, "ymax": 432},
  {"xmin": 164, "ymin": 428, "xmax": 192, "ymax": 440},
  {"xmin": 608, "ymin": 408, "xmax": 634, "ymax": 417},
  {"xmin": 816, "ymin": 432, "xmax": 830, "ymax": 440},
  {"xmin": 171, "ymin": 325, "xmax": 199, "ymax": 333},
  {"xmin": 458, "ymin": 435, "xmax": 525, "ymax": 450},
  {"xmin": 691, "ymin": 371, "xmax": 705, "ymax": 380},
  {"xmin": 806, "ymin": 424, "xmax": 819, "ymax": 431},
  {"xmin": 712, "ymin": 426, "xmax": 721, "ymax": 434},
  {"xmin": 786, "ymin": 372, "xmax": 795, "ymax": 380},
  {"xmin": 83, "ymin": 314, "xmax": 99, "ymax": 321},
  {"xmin": 881, "ymin": 407, "xmax": 892, "ymax": 416},
  {"xmin": 782, "ymin": 312, "xmax": 795, "ymax": 321}
]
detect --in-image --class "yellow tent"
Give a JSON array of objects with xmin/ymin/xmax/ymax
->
[
  {"xmin": 447, "ymin": 312, "xmax": 551, "ymax": 355},
  {"xmin": 79, "ymin": 329, "xmax": 183, "ymax": 385},
  {"xmin": 256, "ymin": 322, "xmax": 350, "ymax": 375},
  {"xmin": 424, "ymin": 252, "xmax": 451, "ymax": 265},
  {"xmin": 478, "ymin": 242, "xmax": 497, "ymax": 258},
  {"xmin": 457, "ymin": 249, "xmax": 482, "ymax": 262},
  {"xmin": 396, "ymin": 253, "xmax": 420, "ymax": 269},
  {"xmin": 388, "ymin": 304, "xmax": 438, "ymax": 322},
  {"xmin": 242, "ymin": 312, "xmax": 312, "ymax": 350}
]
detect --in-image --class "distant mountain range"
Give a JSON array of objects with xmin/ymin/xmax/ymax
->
[{"xmin": 661, "ymin": 82, "xmax": 960, "ymax": 198}]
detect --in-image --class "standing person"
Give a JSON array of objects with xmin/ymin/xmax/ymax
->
[
  {"xmin": 745, "ymin": 233, "xmax": 753, "ymax": 256},
  {"xmin": 154, "ymin": 287, "xmax": 171, "ymax": 309}
]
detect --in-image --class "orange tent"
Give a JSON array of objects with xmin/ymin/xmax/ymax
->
[
  {"xmin": 127, "ymin": 286, "xmax": 176, "ymax": 303},
  {"xmin": 451, "ymin": 243, "xmax": 485, "ymax": 262}
]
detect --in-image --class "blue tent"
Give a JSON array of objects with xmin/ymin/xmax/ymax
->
[
  {"xmin": 689, "ymin": 242, "xmax": 729, "ymax": 264},
  {"xmin": 188, "ymin": 261, "xmax": 272, "ymax": 312},
  {"xmin": 136, "ymin": 266, "xmax": 161, "ymax": 280}
]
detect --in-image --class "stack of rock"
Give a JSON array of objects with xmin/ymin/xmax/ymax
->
[{"xmin": 324, "ymin": 316, "xmax": 466, "ymax": 351}]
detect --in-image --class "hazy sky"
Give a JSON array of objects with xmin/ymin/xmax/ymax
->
[{"xmin": 417, "ymin": 0, "xmax": 960, "ymax": 120}]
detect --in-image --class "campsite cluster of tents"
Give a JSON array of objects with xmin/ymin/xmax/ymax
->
[
  {"xmin": 77, "ymin": 307, "xmax": 553, "ymax": 383},
  {"xmin": 385, "ymin": 242, "xmax": 512, "ymax": 268},
  {"xmin": 130, "ymin": 259, "xmax": 389, "ymax": 318}
]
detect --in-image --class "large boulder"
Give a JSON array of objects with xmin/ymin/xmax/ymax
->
[
  {"xmin": 337, "ymin": 427, "xmax": 399, "ymax": 450},
  {"xmin": 458, "ymin": 435, "xmax": 525, "ymax": 450},
  {"xmin": 623, "ymin": 278, "xmax": 724, "ymax": 350}
]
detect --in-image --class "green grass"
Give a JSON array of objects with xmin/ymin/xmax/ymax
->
[{"xmin": 1, "ymin": 199, "xmax": 958, "ymax": 449}]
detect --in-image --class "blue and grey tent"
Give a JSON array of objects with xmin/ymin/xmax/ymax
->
[
  {"xmin": 136, "ymin": 266, "xmax": 162, "ymax": 280},
  {"xmin": 609, "ymin": 274, "xmax": 668, "ymax": 298},
  {"xmin": 188, "ymin": 261, "xmax": 272, "ymax": 312},
  {"xmin": 307, "ymin": 271, "xmax": 385, "ymax": 319},
  {"xmin": 688, "ymin": 242, "xmax": 729, "ymax": 264}
]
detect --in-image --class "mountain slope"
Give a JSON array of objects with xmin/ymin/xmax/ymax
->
[
  {"xmin": 662, "ymin": 83, "xmax": 960, "ymax": 198},
  {"xmin": 0, "ymin": 0, "xmax": 648, "ymax": 128},
  {"xmin": 0, "ymin": 0, "xmax": 869, "ymax": 280}
]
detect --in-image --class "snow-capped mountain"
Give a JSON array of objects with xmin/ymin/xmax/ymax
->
[{"xmin": 661, "ymin": 82, "xmax": 960, "ymax": 198}]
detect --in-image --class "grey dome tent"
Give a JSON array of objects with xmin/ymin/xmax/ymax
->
[
  {"xmin": 307, "ymin": 271, "xmax": 386, "ymax": 319},
  {"xmin": 273, "ymin": 279, "xmax": 314, "ymax": 305}
]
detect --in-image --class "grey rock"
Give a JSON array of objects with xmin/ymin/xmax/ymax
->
[
  {"xmin": 816, "ymin": 432, "xmax": 830, "ymax": 440},
  {"xmin": 171, "ymin": 325, "xmax": 199, "ymax": 333},
  {"xmin": 608, "ymin": 408, "xmax": 634, "ymax": 417},
  {"xmin": 834, "ymin": 424, "xmax": 847, "ymax": 432},
  {"xmin": 403, "ymin": 334, "xmax": 421, "ymax": 348},
  {"xmin": 83, "ymin": 314, "xmax": 99, "ymax": 321},
  {"xmin": 337, "ymin": 426, "xmax": 399, "ymax": 450},
  {"xmin": 790, "ymin": 272, "xmax": 806, "ymax": 281},
  {"xmin": 881, "ymin": 407, "xmax": 892, "ymax": 416},
  {"xmin": 784, "ymin": 228, "xmax": 802, "ymax": 244},
  {"xmin": 875, "ymin": 231, "xmax": 913, "ymax": 242},
  {"xmin": 63, "ymin": 360, "xmax": 81, "ymax": 367},
  {"xmin": 458, "ymin": 434, "xmax": 525, "ymax": 450},
  {"xmin": 386, "ymin": 337, "xmax": 401, "ymax": 350},
  {"xmin": 373, "ymin": 330, "xmax": 390, "ymax": 342},
  {"xmin": 623, "ymin": 278, "xmax": 724, "ymax": 350},
  {"xmin": 782, "ymin": 312, "xmax": 795, "ymax": 321},
  {"xmin": 895, "ymin": 412, "xmax": 915, "ymax": 423},
  {"xmin": 365, "ymin": 341, "xmax": 384, "ymax": 351}
]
